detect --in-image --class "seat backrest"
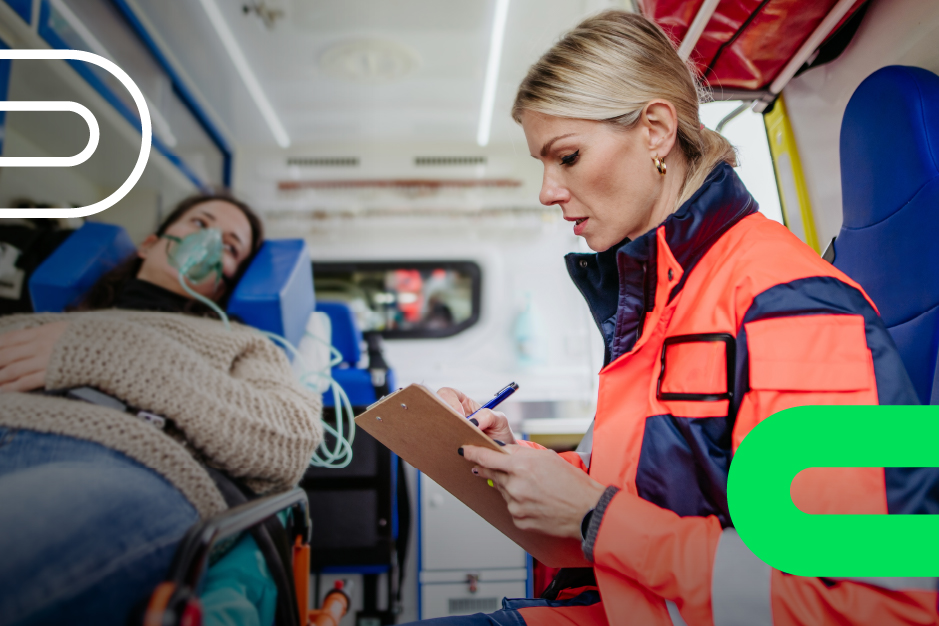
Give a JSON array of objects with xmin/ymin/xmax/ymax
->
[
  {"xmin": 834, "ymin": 65, "xmax": 939, "ymax": 404},
  {"xmin": 29, "ymin": 222, "xmax": 315, "ymax": 347},
  {"xmin": 314, "ymin": 300, "xmax": 362, "ymax": 367}
]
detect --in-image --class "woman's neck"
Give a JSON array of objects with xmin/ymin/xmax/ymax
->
[{"xmin": 114, "ymin": 278, "xmax": 191, "ymax": 313}]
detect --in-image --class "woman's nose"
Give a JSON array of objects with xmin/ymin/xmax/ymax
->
[{"xmin": 539, "ymin": 172, "xmax": 570, "ymax": 207}]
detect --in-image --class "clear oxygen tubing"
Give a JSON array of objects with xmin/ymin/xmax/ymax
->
[
  {"xmin": 166, "ymin": 229, "xmax": 356, "ymax": 468},
  {"xmin": 260, "ymin": 329, "xmax": 356, "ymax": 469}
]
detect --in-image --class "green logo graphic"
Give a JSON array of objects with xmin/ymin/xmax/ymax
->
[{"xmin": 728, "ymin": 405, "xmax": 939, "ymax": 576}]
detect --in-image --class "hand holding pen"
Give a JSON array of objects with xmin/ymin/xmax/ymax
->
[{"xmin": 436, "ymin": 383, "xmax": 518, "ymax": 446}]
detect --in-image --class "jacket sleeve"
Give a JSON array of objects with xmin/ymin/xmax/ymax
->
[
  {"xmin": 516, "ymin": 439, "xmax": 589, "ymax": 472},
  {"xmin": 45, "ymin": 314, "xmax": 324, "ymax": 492},
  {"xmin": 585, "ymin": 279, "xmax": 937, "ymax": 625}
]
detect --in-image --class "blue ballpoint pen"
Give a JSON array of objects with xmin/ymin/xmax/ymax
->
[{"xmin": 467, "ymin": 382, "xmax": 518, "ymax": 427}]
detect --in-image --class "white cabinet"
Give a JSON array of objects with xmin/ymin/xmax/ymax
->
[{"xmin": 418, "ymin": 473, "xmax": 529, "ymax": 619}]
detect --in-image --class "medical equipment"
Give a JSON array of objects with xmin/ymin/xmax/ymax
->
[
  {"xmin": 309, "ymin": 579, "xmax": 352, "ymax": 626},
  {"xmin": 164, "ymin": 228, "xmax": 232, "ymax": 331}
]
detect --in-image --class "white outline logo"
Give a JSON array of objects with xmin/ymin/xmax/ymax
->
[{"xmin": 0, "ymin": 50, "xmax": 152, "ymax": 218}]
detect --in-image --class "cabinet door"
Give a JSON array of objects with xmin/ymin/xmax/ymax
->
[
  {"xmin": 421, "ymin": 580, "xmax": 526, "ymax": 620},
  {"xmin": 420, "ymin": 473, "xmax": 526, "ymax": 571}
]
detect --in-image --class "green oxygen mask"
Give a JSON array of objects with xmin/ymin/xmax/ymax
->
[
  {"xmin": 161, "ymin": 228, "xmax": 231, "ymax": 330},
  {"xmin": 163, "ymin": 227, "xmax": 224, "ymax": 286}
]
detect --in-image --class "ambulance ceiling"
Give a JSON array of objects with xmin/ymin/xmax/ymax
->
[
  {"xmin": 127, "ymin": 0, "xmax": 622, "ymax": 149},
  {"xmin": 125, "ymin": 0, "xmax": 867, "ymax": 151},
  {"xmin": 640, "ymin": 0, "xmax": 869, "ymax": 98}
]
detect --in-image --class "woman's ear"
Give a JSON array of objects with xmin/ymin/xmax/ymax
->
[
  {"xmin": 137, "ymin": 234, "xmax": 159, "ymax": 260},
  {"xmin": 641, "ymin": 100, "xmax": 680, "ymax": 158}
]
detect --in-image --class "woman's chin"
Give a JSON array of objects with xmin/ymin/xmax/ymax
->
[{"xmin": 583, "ymin": 234, "xmax": 615, "ymax": 253}]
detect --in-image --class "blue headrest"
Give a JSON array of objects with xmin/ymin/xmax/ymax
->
[
  {"xmin": 835, "ymin": 65, "xmax": 939, "ymax": 403},
  {"xmin": 315, "ymin": 301, "xmax": 362, "ymax": 367},
  {"xmin": 228, "ymin": 239, "xmax": 315, "ymax": 348},
  {"xmin": 840, "ymin": 66, "xmax": 939, "ymax": 229},
  {"xmin": 30, "ymin": 223, "xmax": 316, "ymax": 348},
  {"xmin": 30, "ymin": 222, "xmax": 136, "ymax": 312}
]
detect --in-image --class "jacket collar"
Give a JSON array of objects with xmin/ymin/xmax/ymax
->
[{"xmin": 566, "ymin": 162, "xmax": 756, "ymax": 363}]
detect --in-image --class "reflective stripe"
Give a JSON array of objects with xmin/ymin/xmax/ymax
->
[
  {"xmin": 712, "ymin": 528, "xmax": 773, "ymax": 626},
  {"xmin": 826, "ymin": 577, "xmax": 938, "ymax": 592},
  {"xmin": 574, "ymin": 421, "xmax": 594, "ymax": 469},
  {"xmin": 666, "ymin": 600, "xmax": 689, "ymax": 626}
]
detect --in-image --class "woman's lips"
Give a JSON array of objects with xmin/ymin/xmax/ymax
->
[{"xmin": 573, "ymin": 217, "xmax": 588, "ymax": 236}]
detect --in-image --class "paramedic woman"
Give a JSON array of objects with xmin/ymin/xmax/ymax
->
[
  {"xmin": 0, "ymin": 194, "xmax": 323, "ymax": 625},
  {"xmin": 410, "ymin": 10, "xmax": 937, "ymax": 626}
]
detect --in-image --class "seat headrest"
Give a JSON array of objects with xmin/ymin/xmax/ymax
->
[
  {"xmin": 30, "ymin": 222, "xmax": 136, "ymax": 312},
  {"xmin": 841, "ymin": 65, "xmax": 939, "ymax": 229},
  {"xmin": 228, "ymin": 239, "xmax": 315, "ymax": 348}
]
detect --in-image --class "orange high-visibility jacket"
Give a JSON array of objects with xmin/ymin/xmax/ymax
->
[{"xmin": 517, "ymin": 164, "xmax": 938, "ymax": 626}]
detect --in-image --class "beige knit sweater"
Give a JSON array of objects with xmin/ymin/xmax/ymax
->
[{"xmin": 0, "ymin": 311, "xmax": 324, "ymax": 518}]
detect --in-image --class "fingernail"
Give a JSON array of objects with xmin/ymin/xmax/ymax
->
[
  {"xmin": 494, "ymin": 439, "xmax": 506, "ymax": 446},
  {"xmin": 472, "ymin": 468, "xmax": 479, "ymax": 475},
  {"xmin": 458, "ymin": 447, "xmax": 464, "ymax": 456},
  {"xmin": 469, "ymin": 418, "xmax": 479, "ymax": 426}
]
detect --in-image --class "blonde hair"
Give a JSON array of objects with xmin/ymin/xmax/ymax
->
[{"xmin": 513, "ymin": 10, "xmax": 736, "ymax": 207}]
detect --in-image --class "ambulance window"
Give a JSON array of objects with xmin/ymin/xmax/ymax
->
[
  {"xmin": 313, "ymin": 261, "xmax": 481, "ymax": 339},
  {"xmin": 700, "ymin": 100, "xmax": 783, "ymax": 225}
]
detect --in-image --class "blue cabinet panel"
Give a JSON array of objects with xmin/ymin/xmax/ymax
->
[{"xmin": 3, "ymin": 0, "xmax": 31, "ymax": 23}]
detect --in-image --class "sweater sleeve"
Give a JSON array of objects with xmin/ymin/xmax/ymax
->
[{"xmin": 45, "ymin": 315, "xmax": 323, "ymax": 492}]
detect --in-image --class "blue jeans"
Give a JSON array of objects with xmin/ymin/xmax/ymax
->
[{"xmin": 0, "ymin": 427, "xmax": 199, "ymax": 626}]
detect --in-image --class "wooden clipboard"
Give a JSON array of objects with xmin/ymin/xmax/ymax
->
[{"xmin": 355, "ymin": 384, "xmax": 589, "ymax": 568}]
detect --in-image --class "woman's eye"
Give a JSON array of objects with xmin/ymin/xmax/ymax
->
[
  {"xmin": 193, "ymin": 218, "xmax": 207, "ymax": 228},
  {"xmin": 560, "ymin": 150, "xmax": 579, "ymax": 166}
]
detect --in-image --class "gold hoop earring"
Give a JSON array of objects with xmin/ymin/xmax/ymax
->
[{"xmin": 652, "ymin": 155, "xmax": 666, "ymax": 176}]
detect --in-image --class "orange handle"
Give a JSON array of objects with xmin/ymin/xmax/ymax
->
[
  {"xmin": 309, "ymin": 590, "xmax": 350, "ymax": 626},
  {"xmin": 292, "ymin": 537, "xmax": 310, "ymax": 619}
]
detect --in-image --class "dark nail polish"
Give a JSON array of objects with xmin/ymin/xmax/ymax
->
[
  {"xmin": 469, "ymin": 418, "xmax": 479, "ymax": 426},
  {"xmin": 494, "ymin": 439, "xmax": 506, "ymax": 446},
  {"xmin": 472, "ymin": 468, "xmax": 479, "ymax": 475},
  {"xmin": 458, "ymin": 447, "xmax": 464, "ymax": 456}
]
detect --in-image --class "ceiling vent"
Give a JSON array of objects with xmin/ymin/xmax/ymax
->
[
  {"xmin": 287, "ymin": 157, "xmax": 360, "ymax": 167},
  {"xmin": 414, "ymin": 156, "xmax": 487, "ymax": 166}
]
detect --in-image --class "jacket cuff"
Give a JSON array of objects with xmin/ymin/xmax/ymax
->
[{"xmin": 582, "ymin": 485, "xmax": 620, "ymax": 562}]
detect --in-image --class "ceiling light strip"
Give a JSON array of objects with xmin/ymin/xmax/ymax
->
[
  {"xmin": 196, "ymin": 0, "xmax": 291, "ymax": 148},
  {"xmin": 477, "ymin": 0, "xmax": 510, "ymax": 147}
]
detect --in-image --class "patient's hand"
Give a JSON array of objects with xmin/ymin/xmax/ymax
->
[
  {"xmin": 0, "ymin": 322, "xmax": 70, "ymax": 392},
  {"xmin": 437, "ymin": 387, "xmax": 517, "ymax": 445}
]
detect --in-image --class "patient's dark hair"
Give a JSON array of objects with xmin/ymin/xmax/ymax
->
[{"xmin": 72, "ymin": 193, "xmax": 264, "ymax": 313}]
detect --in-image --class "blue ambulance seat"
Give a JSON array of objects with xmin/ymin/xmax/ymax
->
[
  {"xmin": 315, "ymin": 300, "xmax": 377, "ymax": 407},
  {"xmin": 29, "ymin": 222, "xmax": 135, "ymax": 313},
  {"xmin": 834, "ymin": 65, "xmax": 939, "ymax": 404},
  {"xmin": 29, "ymin": 222, "xmax": 315, "ymax": 348}
]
